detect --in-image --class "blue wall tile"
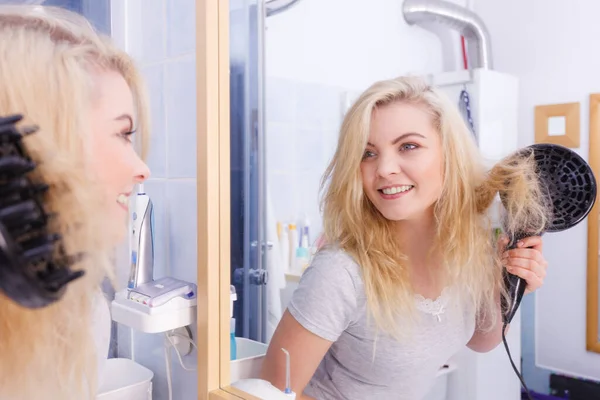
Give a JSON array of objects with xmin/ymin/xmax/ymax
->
[
  {"xmin": 171, "ymin": 358, "xmax": 198, "ymax": 399},
  {"xmin": 166, "ymin": 180, "xmax": 197, "ymax": 283},
  {"xmin": 165, "ymin": 55, "xmax": 197, "ymax": 178},
  {"xmin": 132, "ymin": 331, "xmax": 169, "ymax": 398},
  {"xmin": 142, "ymin": 65, "xmax": 167, "ymax": 178},
  {"xmin": 128, "ymin": 0, "xmax": 166, "ymax": 65},
  {"xmin": 165, "ymin": 0, "xmax": 196, "ymax": 57}
]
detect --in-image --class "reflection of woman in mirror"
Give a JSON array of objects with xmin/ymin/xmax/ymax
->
[
  {"xmin": 0, "ymin": 6, "xmax": 150, "ymax": 399},
  {"xmin": 262, "ymin": 76, "xmax": 550, "ymax": 399}
]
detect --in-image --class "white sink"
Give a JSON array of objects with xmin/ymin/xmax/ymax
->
[{"xmin": 230, "ymin": 337, "xmax": 269, "ymax": 382}]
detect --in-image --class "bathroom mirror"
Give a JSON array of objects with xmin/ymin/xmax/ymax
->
[
  {"xmin": 586, "ymin": 94, "xmax": 600, "ymax": 354},
  {"xmin": 202, "ymin": 0, "xmax": 600, "ymax": 399},
  {"xmin": 207, "ymin": 0, "xmax": 542, "ymax": 398},
  {"xmin": 210, "ymin": 0, "xmax": 528, "ymax": 398}
]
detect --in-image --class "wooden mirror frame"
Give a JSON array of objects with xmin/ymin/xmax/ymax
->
[
  {"xmin": 196, "ymin": 1, "xmax": 258, "ymax": 398},
  {"xmin": 586, "ymin": 94, "xmax": 600, "ymax": 354},
  {"xmin": 196, "ymin": 0, "xmax": 230, "ymax": 397}
]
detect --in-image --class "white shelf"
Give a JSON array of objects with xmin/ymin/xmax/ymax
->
[{"xmin": 111, "ymin": 290, "xmax": 197, "ymax": 334}]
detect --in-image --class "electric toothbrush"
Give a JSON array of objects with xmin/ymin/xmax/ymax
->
[{"xmin": 127, "ymin": 184, "xmax": 155, "ymax": 289}]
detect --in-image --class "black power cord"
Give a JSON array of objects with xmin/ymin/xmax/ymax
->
[{"xmin": 502, "ymin": 322, "xmax": 533, "ymax": 400}]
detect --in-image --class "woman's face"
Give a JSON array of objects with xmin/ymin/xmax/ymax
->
[
  {"xmin": 89, "ymin": 70, "xmax": 150, "ymax": 241},
  {"xmin": 360, "ymin": 101, "xmax": 443, "ymax": 223}
]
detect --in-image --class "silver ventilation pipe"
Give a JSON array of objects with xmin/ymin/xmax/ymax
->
[
  {"xmin": 403, "ymin": 0, "xmax": 493, "ymax": 70},
  {"xmin": 265, "ymin": 0, "xmax": 302, "ymax": 17}
]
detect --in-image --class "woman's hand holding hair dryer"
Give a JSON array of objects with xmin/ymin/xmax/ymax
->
[{"xmin": 499, "ymin": 235, "xmax": 548, "ymax": 295}]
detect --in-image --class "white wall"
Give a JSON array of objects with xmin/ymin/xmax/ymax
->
[
  {"xmin": 475, "ymin": 0, "xmax": 600, "ymax": 387},
  {"xmin": 266, "ymin": 0, "xmax": 469, "ymax": 90}
]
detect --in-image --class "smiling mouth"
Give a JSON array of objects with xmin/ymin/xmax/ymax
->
[
  {"xmin": 378, "ymin": 185, "xmax": 414, "ymax": 195},
  {"xmin": 117, "ymin": 194, "xmax": 129, "ymax": 210}
]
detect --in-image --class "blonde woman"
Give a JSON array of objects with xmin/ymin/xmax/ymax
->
[
  {"xmin": 0, "ymin": 5, "xmax": 150, "ymax": 399},
  {"xmin": 261, "ymin": 76, "xmax": 549, "ymax": 399}
]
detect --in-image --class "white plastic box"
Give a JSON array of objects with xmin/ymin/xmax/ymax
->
[
  {"xmin": 111, "ymin": 289, "xmax": 197, "ymax": 333},
  {"xmin": 97, "ymin": 358, "xmax": 153, "ymax": 400}
]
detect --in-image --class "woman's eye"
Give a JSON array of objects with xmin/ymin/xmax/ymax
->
[
  {"xmin": 362, "ymin": 150, "xmax": 376, "ymax": 159},
  {"xmin": 400, "ymin": 143, "xmax": 418, "ymax": 151},
  {"xmin": 117, "ymin": 130, "xmax": 135, "ymax": 143}
]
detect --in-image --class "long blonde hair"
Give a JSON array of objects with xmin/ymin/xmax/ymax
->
[
  {"xmin": 321, "ymin": 76, "xmax": 549, "ymax": 338},
  {"xmin": 0, "ymin": 5, "xmax": 149, "ymax": 399}
]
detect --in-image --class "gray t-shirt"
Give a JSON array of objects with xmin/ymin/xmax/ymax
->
[{"xmin": 287, "ymin": 247, "xmax": 476, "ymax": 400}]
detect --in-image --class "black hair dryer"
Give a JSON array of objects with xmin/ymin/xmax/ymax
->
[
  {"xmin": 0, "ymin": 115, "xmax": 84, "ymax": 309},
  {"xmin": 500, "ymin": 143, "xmax": 597, "ymax": 324}
]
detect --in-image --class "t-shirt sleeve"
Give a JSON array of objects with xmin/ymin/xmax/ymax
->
[{"xmin": 287, "ymin": 249, "xmax": 359, "ymax": 342}]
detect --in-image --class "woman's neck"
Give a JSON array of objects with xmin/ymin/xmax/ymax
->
[
  {"xmin": 393, "ymin": 211, "xmax": 437, "ymax": 262},
  {"xmin": 393, "ymin": 210, "xmax": 444, "ymax": 298}
]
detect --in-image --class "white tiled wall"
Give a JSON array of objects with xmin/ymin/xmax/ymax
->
[
  {"xmin": 111, "ymin": 0, "xmax": 197, "ymax": 399},
  {"xmin": 265, "ymin": 77, "xmax": 342, "ymax": 239}
]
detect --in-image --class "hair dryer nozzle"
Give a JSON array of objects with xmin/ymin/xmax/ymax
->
[{"xmin": 499, "ymin": 143, "xmax": 597, "ymax": 324}]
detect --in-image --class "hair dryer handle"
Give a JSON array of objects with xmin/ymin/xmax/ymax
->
[
  {"xmin": 501, "ymin": 271, "xmax": 527, "ymax": 324},
  {"xmin": 501, "ymin": 235, "xmax": 530, "ymax": 325}
]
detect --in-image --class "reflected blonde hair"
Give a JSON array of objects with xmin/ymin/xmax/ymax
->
[
  {"xmin": 0, "ymin": 5, "xmax": 149, "ymax": 399},
  {"xmin": 321, "ymin": 76, "xmax": 549, "ymax": 338}
]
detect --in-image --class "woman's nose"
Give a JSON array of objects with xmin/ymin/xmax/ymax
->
[
  {"xmin": 133, "ymin": 154, "xmax": 151, "ymax": 183},
  {"xmin": 376, "ymin": 153, "xmax": 402, "ymax": 177}
]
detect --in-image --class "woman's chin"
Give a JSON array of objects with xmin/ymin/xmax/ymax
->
[
  {"xmin": 105, "ymin": 213, "xmax": 128, "ymax": 246},
  {"xmin": 113, "ymin": 228, "xmax": 127, "ymax": 245},
  {"xmin": 380, "ymin": 209, "xmax": 410, "ymax": 222}
]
